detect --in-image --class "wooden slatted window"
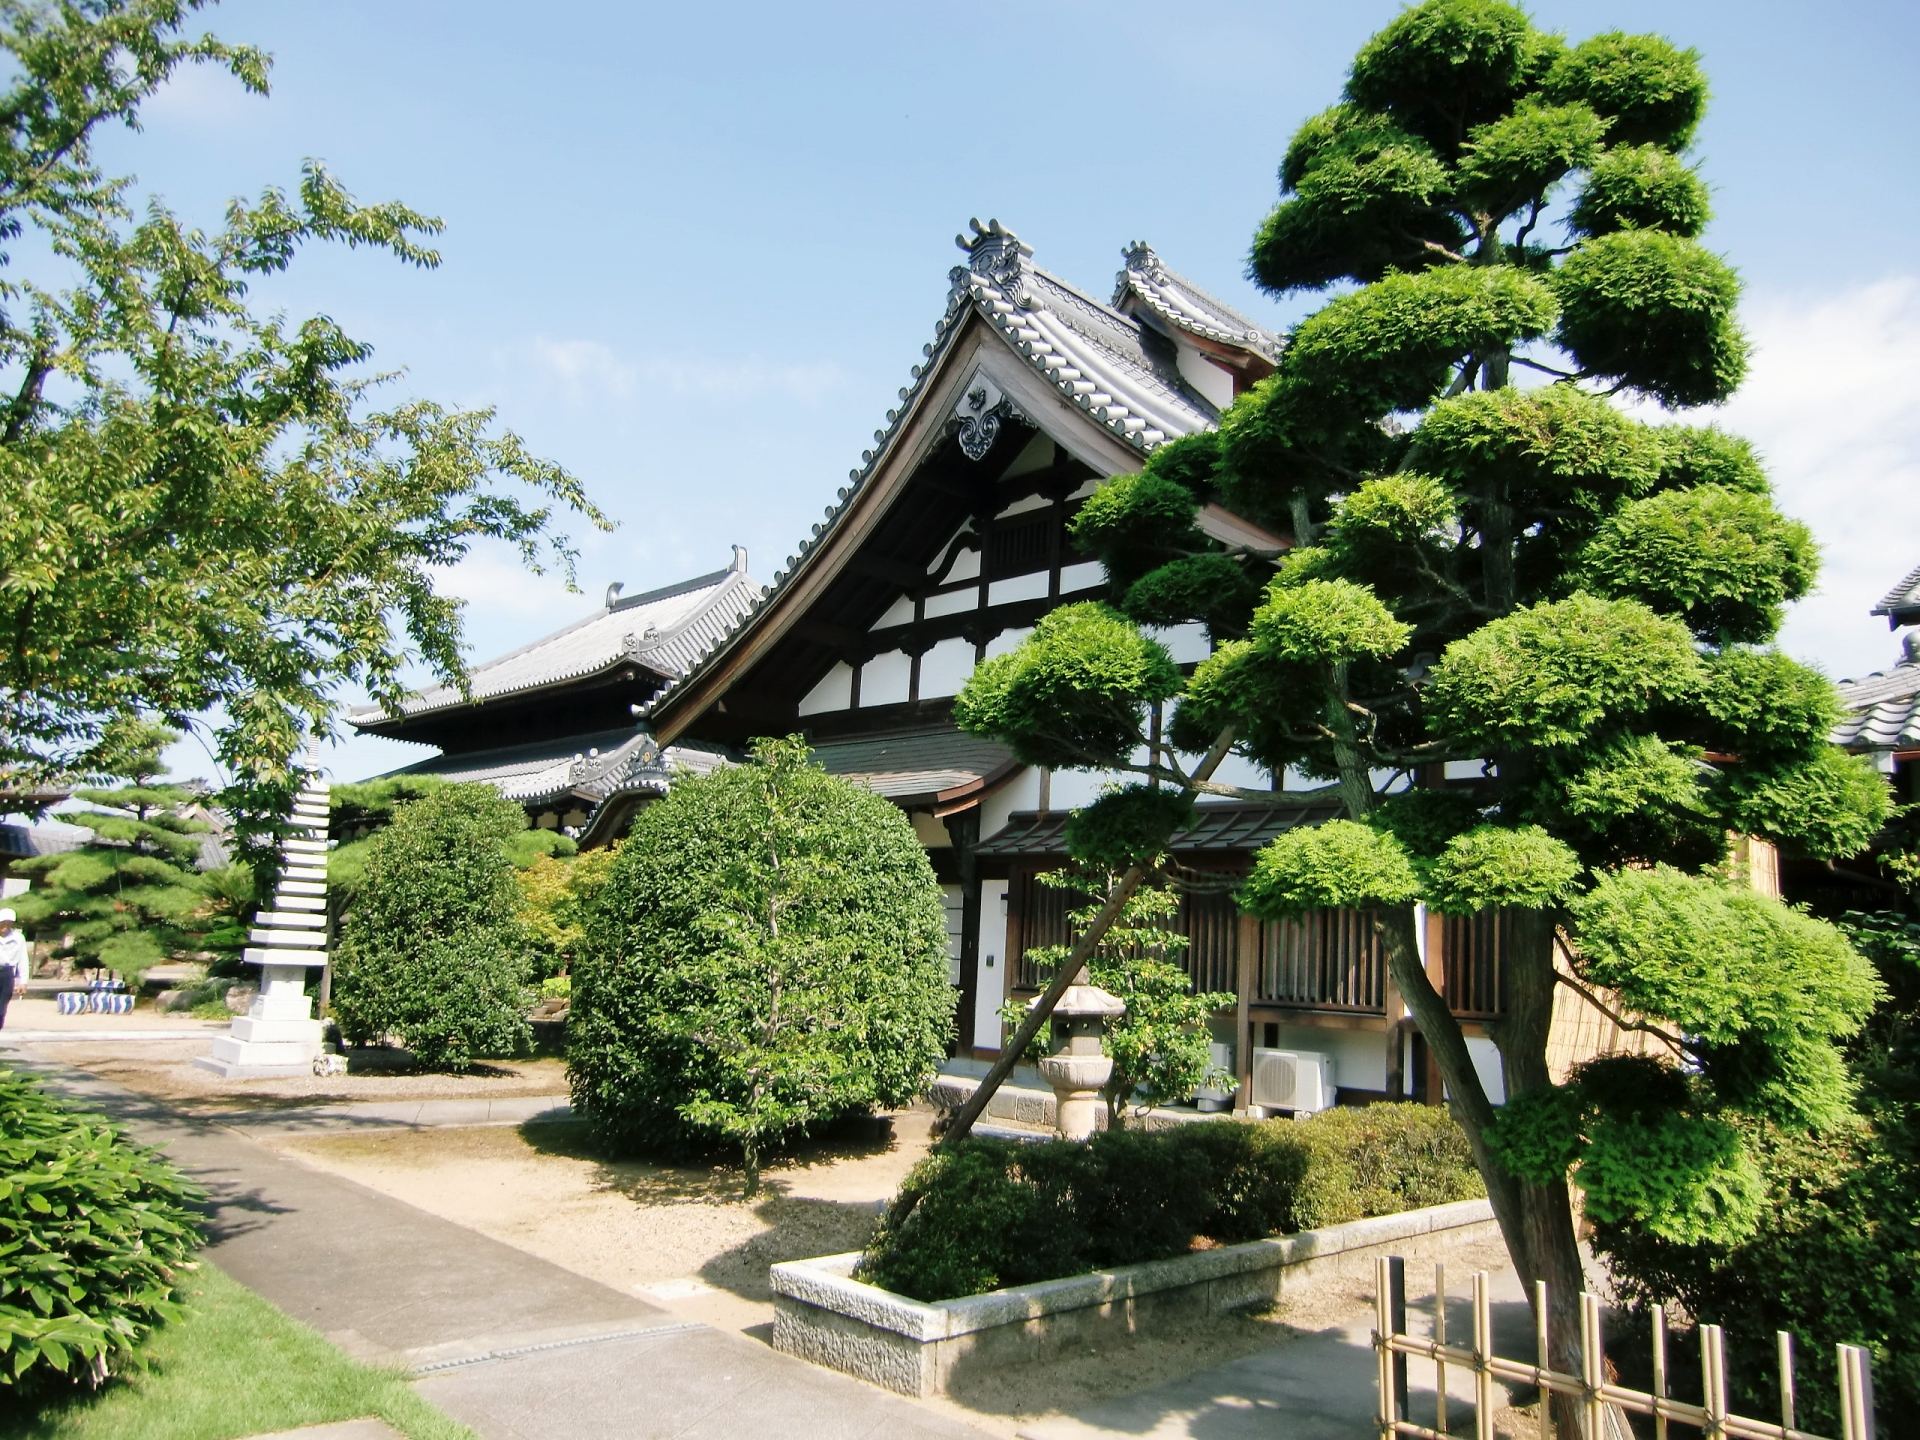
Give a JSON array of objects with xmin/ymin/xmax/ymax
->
[
  {"xmin": 1014, "ymin": 870, "xmax": 1073, "ymax": 989},
  {"xmin": 1442, "ymin": 910, "xmax": 1509, "ymax": 1017},
  {"xmin": 1181, "ymin": 890, "xmax": 1240, "ymax": 998},
  {"xmin": 986, "ymin": 515, "xmax": 1052, "ymax": 575},
  {"xmin": 1257, "ymin": 909, "xmax": 1384, "ymax": 1012}
]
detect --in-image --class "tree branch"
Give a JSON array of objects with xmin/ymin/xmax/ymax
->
[{"xmin": 1551, "ymin": 971, "xmax": 1691, "ymax": 1057}]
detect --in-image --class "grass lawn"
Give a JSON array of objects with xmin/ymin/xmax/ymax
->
[{"xmin": 1, "ymin": 1262, "xmax": 474, "ymax": 1440}]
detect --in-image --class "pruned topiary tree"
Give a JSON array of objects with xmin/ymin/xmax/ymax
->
[
  {"xmin": 948, "ymin": 0, "xmax": 1890, "ymax": 1399},
  {"xmin": 332, "ymin": 783, "xmax": 535, "ymax": 1071},
  {"xmin": 569, "ymin": 736, "xmax": 955, "ymax": 1193}
]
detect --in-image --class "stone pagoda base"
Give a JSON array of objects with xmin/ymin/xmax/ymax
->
[{"xmin": 194, "ymin": 963, "xmax": 326, "ymax": 1078}]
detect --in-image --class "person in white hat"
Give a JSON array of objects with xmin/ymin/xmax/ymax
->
[{"xmin": 0, "ymin": 909, "xmax": 27, "ymax": 1029}]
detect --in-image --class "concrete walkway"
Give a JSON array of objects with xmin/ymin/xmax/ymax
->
[
  {"xmin": 18, "ymin": 1058, "xmax": 988, "ymax": 1440},
  {"xmin": 1020, "ymin": 1263, "xmax": 1547, "ymax": 1440}
]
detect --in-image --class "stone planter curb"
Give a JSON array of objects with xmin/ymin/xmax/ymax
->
[{"xmin": 770, "ymin": 1196, "xmax": 1495, "ymax": 1396}]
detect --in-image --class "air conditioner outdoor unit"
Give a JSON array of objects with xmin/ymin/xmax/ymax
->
[{"xmin": 1250, "ymin": 1048, "xmax": 1336, "ymax": 1114}]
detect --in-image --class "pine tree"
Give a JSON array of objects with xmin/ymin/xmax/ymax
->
[
  {"xmin": 951, "ymin": 0, "xmax": 1889, "ymax": 1393},
  {"xmin": 12, "ymin": 724, "xmax": 212, "ymax": 981}
]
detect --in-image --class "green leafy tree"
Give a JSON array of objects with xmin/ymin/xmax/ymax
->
[
  {"xmin": 515, "ymin": 843, "xmax": 615, "ymax": 980},
  {"xmin": 951, "ymin": 0, "xmax": 1889, "ymax": 1390},
  {"xmin": 332, "ymin": 783, "xmax": 534, "ymax": 1072},
  {"xmin": 11, "ymin": 723, "xmax": 212, "ymax": 979},
  {"xmin": 570, "ymin": 736, "xmax": 955, "ymax": 1194},
  {"xmin": 0, "ymin": 0, "xmax": 603, "ymax": 794},
  {"xmin": 999, "ymin": 870, "xmax": 1231, "ymax": 1129}
]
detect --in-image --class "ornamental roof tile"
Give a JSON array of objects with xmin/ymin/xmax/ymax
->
[
  {"xmin": 1833, "ymin": 660, "xmax": 1920, "ymax": 751},
  {"xmin": 640, "ymin": 222, "xmax": 1248, "ymax": 724},
  {"xmin": 378, "ymin": 727, "xmax": 731, "ymax": 807},
  {"xmin": 348, "ymin": 559, "xmax": 762, "ymax": 726},
  {"xmin": 1872, "ymin": 562, "xmax": 1920, "ymax": 626},
  {"xmin": 1113, "ymin": 241, "xmax": 1284, "ymax": 363}
]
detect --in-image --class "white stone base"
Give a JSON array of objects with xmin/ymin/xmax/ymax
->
[{"xmin": 197, "ymin": 963, "xmax": 325, "ymax": 1079}]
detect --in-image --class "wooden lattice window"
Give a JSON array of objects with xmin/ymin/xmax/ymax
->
[
  {"xmin": 1181, "ymin": 890, "xmax": 1240, "ymax": 997},
  {"xmin": 986, "ymin": 514, "xmax": 1052, "ymax": 575},
  {"xmin": 1257, "ymin": 909, "xmax": 1385, "ymax": 1012},
  {"xmin": 1442, "ymin": 910, "xmax": 1509, "ymax": 1017}
]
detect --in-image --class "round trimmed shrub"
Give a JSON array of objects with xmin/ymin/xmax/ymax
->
[
  {"xmin": 0, "ymin": 1066, "xmax": 202, "ymax": 1394},
  {"xmin": 332, "ymin": 783, "xmax": 535, "ymax": 1071},
  {"xmin": 568, "ymin": 736, "xmax": 954, "ymax": 1185}
]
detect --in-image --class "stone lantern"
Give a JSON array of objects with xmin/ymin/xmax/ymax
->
[{"xmin": 1035, "ymin": 968, "xmax": 1125, "ymax": 1142}]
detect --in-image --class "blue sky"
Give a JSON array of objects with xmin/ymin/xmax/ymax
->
[{"xmin": 115, "ymin": 0, "xmax": 1920, "ymax": 784}]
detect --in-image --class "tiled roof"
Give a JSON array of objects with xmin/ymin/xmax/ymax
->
[
  {"xmin": 812, "ymin": 730, "xmax": 1018, "ymax": 802},
  {"xmin": 380, "ymin": 727, "xmax": 731, "ymax": 807},
  {"xmin": 0, "ymin": 818, "xmax": 93, "ymax": 858},
  {"xmin": 1833, "ymin": 660, "xmax": 1920, "ymax": 751},
  {"xmin": 976, "ymin": 798, "xmax": 1342, "ymax": 859},
  {"xmin": 1872, "ymin": 562, "xmax": 1920, "ymax": 626},
  {"xmin": 350, "ymin": 561, "xmax": 762, "ymax": 725},
  {"xmin": 1113, "ymin": 242, "xmax": 1283, "ymax": 364},
  {"xmin": 641, "ymin": 223, "xmax": 1239, "ymax": 724}
]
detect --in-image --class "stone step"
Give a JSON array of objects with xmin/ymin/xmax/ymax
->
[{"xmin": 250, "ymin": 928, "xmax": 326, "ymax": 947}]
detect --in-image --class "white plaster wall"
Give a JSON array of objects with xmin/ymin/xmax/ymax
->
[
  {"xmin": 1264, "ymin": 1024, "xmax": 1390, "ymax": 1097},
  {"xmin": 1174, "ymin": 342, "xmax": 1235, "ymax": 411},
  {"xmin": 988, "ymin": 572, "xmax": 1050, "ymax": 607},
  {"xmin": 918, "ymin": 637, "xmax": 975, "ymax": 698},
  {"xmin": 861, "ymin": 650, "xmax": 912, "ymax": 706},
  {"xmin": 1047, "ymin": 767, "xmax": 1122, "ymax": 811},
  {"xmin": 943, "ymin": 545, "xmax": 980, "ymax": 583},
  {"xmin": 974, "ymin": 878, "xmax": 1011, "ymax": 1049},
  {"xmin": 980, "ymin": 766, "xmax": 1042, "ymax": 840},
  {"xmin": 995, "ymin": 492, "xmax": 1051, "ymax": 519},
  {"xmin": 1146, "ymin": 622, "xmax": 1211, "ymax": 665},
  {"xmin": 798, "ymin": 661, "xmax": 852, "ymax": 716},
  {"xmin": 923, "ymin": 588, "xmax": 978, "ymax": 619},
  {"xmin": 870, "ymin": 594, "xmax": 914, "ymax": 630},
  {"xmin": 984, "ymin": 626, "xmax": 1033, "ymax": 659},
  {"xmin": 1463, "ymin": 1038, "xmax": 1507, "ymax": 1106},
  {"xmin": 1059, "ymin": 560, "xmax": 1105, "ymax": 594}
]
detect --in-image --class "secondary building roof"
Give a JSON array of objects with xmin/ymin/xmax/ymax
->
[
  {"xmin": 1113, "ymin": 241, "xmax": 1284, "ymax": 366},
  {"xmin": 812, "ymin": 730, "xmax": 1019, "ymax": 809},
  {"xmin": 378, "ymin": 727, "xmax": 730, "ymax": 811},
  {"xmin": 1833, "ymin": 654, "xmax": 1920, "ymax": 756},
  {"xmin": 1872, "ymin": 562, "xmax": 1920, "ymax": 628},
  {"xmin": 976, "ymin": 797, "xmax": 1343, "ymax": 859},
  {"xmin": 348, "ymin": 553, "xmax": 761, "ymax": 728}
]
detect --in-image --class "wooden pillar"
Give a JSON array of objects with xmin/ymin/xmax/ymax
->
[
  {"xmin": 1235, "ymin": 910, "xmax": 1258, "ymax": 1108},
  {"xmin": 949, "ymin": 807, "xmax": 982, "ymax": 1053}
]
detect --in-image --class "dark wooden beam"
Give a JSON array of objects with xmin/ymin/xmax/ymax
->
[
  {"xmin": 794, "ymin": 618, "xmax": 864, "ymax": 651},
  {"xmin": 849, "ymin": 554, "xmax": 928, "ymax": 590}
]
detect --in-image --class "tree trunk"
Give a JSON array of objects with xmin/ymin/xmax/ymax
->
[{"xmin": 1374, "ymin": 904, "xmax": 1588, "ymax": 1434}]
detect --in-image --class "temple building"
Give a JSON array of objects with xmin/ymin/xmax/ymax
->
[{"xmin": 351, "ymin": 222, "xmax": 1643, "ymax": 1112}]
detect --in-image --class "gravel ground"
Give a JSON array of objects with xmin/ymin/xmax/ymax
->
[
  {"xmin": 5, "ymin": 1031, "xmax": 570, "ymax": 1113},
  {"xmin": 262, "ymin": 1113, "xmax": 1520, "ymax": 1439}
]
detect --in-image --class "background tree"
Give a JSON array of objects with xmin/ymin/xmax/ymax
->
[
  {"xmin": 0, "ymin": 0, "xmax": 603, "ymax": 797},
  {"xmin": 999, "ymin": 870, "xmax": 1232, "ymax": 1129},
  {"xmin": 11, "ymin": 721, "xmax": 215, "ymax": 980},
  {"xmin": 951, "ymin": 0, "xmax": 1890, "ymax": 1399},
  {"xmin": 332, "ymin": 783, "xmax": 535, "ymax": 1072},
  {"xmin": 570, "ymin": 737, "xmax": 954, "ymax": 1193},
  {"xmin": 515, "ymin": 843, "xmax": 618, "ymax": 981}
]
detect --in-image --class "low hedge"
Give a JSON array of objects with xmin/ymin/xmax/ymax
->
[
  {"xmin": 0, "ymin": 1066, "xmax": 203, "ymax": 1393},
  {"xmin": 859, "ymin": 1104, "xmax": 1481, "ymax": 1301}
]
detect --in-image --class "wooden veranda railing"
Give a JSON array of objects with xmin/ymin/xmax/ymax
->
[{"xmin": 1374, "ymin": 1257, "xmax": 1876, "ymax": 1440}]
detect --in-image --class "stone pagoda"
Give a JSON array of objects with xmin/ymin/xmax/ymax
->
[{"xmin": 196, "ymin": 763, "xmax": 331, "ymax": 1078}]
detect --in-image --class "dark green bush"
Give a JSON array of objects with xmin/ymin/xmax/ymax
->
[
  {"xmin": 0, "ymin": 1067, "xmax": 202, "ymax": 1393},
  {"xmin": 860, "ymin": 1104, "xmax": 1483, "ymax": 1301},
  {"xmin": 569, "ymin": 737, "xmax": 954, "ymax": 1189},
  {"xmin": 1594, "ymin": 1100, "xmax": 1916, "ymax": 1436},
  {"xmin": 332, "ymin": 783, "xmax": 535, "ymax": 1071}
]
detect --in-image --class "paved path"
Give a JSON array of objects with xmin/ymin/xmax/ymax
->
[
  {"xmin": 17, "ymin": 1057, "xmax": 987, "ymax": 1440},
  {"xmin": 1019, "ymin": 1261, "xmax": 1560, "ymax": 1440}
]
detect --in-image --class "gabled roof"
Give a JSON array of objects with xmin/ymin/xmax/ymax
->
[
  {"xmin": 1113, "ymin": 242, "xmax": 1283, "ymax": 365},
  {"xmin": 642, "ymin": 222, "xmax": 1247, "ymax": 732},
  {"xmin": 349, "ymin": 556, "xmax": 762, "ymax": 726},
  {"xmin": 380, "ymin": 726, "xmax": 731, "ymax": 808},
  {"xmin": 1872, "ymin": 562, "xmax": 1920, "ymax": 628}
]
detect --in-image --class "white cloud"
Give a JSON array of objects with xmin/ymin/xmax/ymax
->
[
  {"xmin": 522, "ymin": 337, "xmax": 845, "ymax": 407},
  {"xmin": 1718, "ymin": 277, "xmax": 1920, "ymax": 682}
]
